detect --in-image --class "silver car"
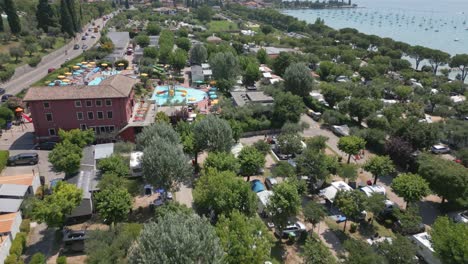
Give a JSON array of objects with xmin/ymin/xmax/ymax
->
[{"xmin": 454, "ymin": 210, "xmax": 468, "ymax": 223}]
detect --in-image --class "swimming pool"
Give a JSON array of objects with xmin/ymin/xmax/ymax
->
[
  {"xmin": 151, "ymin": 85, "xmax": 207, "ymax": 105},
  {"xmin": 89, "ymin": 77, "xmax": 105, "ymax": 86}
]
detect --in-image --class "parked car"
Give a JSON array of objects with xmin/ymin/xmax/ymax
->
[
  {"xmin": 265, "ymin": 177, "xmax": 278, "ymax": 190},
  {"xmin": 63, "ymin": 230, "xmax": 87, "ymax": 242},
  {"xmin": 431, "ymin": 144, "xmax": 450, "ymax": 154},
  {"xmin": 73, "ymin": 44, "xmax": 80, "ymax": 50},
  {"xmin": 47, "ymin": 68, "xmax": 56, "ymax": 73},
  {"xmin": 1, "ymin": 94, "xmax": 12, "ymax": 102},
  {"xmin": 34, "ymin": 142, "xmax": 57, "ymax": 150},
  {"xmin": 165, "ymin": 192, "xmax": 173, "ymax": 200},
  {"xmin": 81, "ymin": 36, "xmax": 87, "ymax": 40},
  {"xmin": 91, "ymin": 35, "xmax": 96, "ymax": 38},
  {"xmin": 307, "ymin": 109, "xmax": 322, "ymax": 121},
  {"xmin": 453, "ymin": 210, "xmax": 468, "ymax": 223},
  {"xmin": 275, "ymin": 221, "xmax": 306, "ymax": 238},
  {"xmin": 360, "ymin": 185, "xmax": 386, "ymax": 197},
  {"xmin": 0, "ymin": 88, "xmax": 5, "ymax": 95},
  {"xmin": 331, "ymin": 125, "xmax": 350, "ymax": 137},
  {"xmin": 82, "ymin": 45, "xmax": 88, "ymax": 50},
  {"xmin": 7, "ymin": 153, "xmax": 39, "ymax": 166}
]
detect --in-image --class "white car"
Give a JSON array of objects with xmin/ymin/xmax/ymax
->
[
  {"xmin": 454, "ymin": 210, "xmax": 468, "ymax": 223},
  {"xmin": 431, "ymin": 144, "xmax": 450, "ymax": 154},
  {"xmin": 276, "ymin": 221, "xmax": 306, "ymax": 238},
  {"xmin": 360, "ymin": 185, "xmax": 386, "ymax": 197},
  {"xmin": 331, "ymin": 125, "xmax": 350, "ymax": 137}
]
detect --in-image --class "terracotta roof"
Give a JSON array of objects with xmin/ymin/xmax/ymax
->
[
  {"xmin": 0, "ymin": 212, "xmax": 17, "ymax": 233},
  {"xmin": 23, "ymin": 75, "xmax": 138, "ymax": 102},
  {"xmin": 0, "ymin": 175, "xmax": 35, "ymax": 186}
]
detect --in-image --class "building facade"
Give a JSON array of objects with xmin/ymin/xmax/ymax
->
[{"xmin": 23, "ymin": 75, "xmax": 137, "ymax": 142}]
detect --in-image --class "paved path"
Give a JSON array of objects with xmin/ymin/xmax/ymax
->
[{"xmin": 2, "ymin": 14, "xmax": 114, "ymax": 96}]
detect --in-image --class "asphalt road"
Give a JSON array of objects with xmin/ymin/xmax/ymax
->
[{"xmin": 2, "ymin": 15, "xmax": 112, "ymax": 96}]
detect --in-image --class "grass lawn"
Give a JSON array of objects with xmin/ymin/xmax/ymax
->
[
  {"xmin": 33, "ymin": 55, "xmax": 85, "ymax": 86},
  {"xmin": 208, "ymin": 20, "xmax": 238, "ymax": 32},
  {"xmin": 324, "ymin": 216, "xmax": 395, "ymax": 243}
]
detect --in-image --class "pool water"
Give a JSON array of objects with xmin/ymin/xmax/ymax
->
[
  {"xmin": 151, "ymin": 86, "xmax": 207, "ymax": 105},
  {"xmin": 89, "ymin": 77, "xmax": 105, "ymax": 86}
]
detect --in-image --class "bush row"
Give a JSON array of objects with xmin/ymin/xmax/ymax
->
[
  {"xmin": 0, "ymin": 67, "xmax": 15, "ymax": 82},
  {"xmin": 0, "ymin": 150, "xmax": 9, "ymax": 172}
]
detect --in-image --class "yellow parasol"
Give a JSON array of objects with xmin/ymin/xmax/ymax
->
[
  {"xmin": 81, "ymin": 61, "xmax": 88, "ymax": 64},
  {"xmin": 44, "ymin": 81, "xmax": 50, "ymax": 84},
  {"xmin": 210, "ymin": 80, "xmax": 217, "ymax": 85},
  {"xmin": 72, "ymin": 65, "xmax": 80, "ymax": 69},
  {"xmin": 62, "ymin": 79, "xmax": 71, "ymax": 82},
  {"xmin": 126, "ymin": 66, "xmax": 133, "ymax": 70},
  {"xmin": 65, "ymin": 72, "xmax": 72, "ymax": 76},
  {"xmin": 117, "ymin": 63, "xmax": 124, "ymax": 66},
  {"xmin": 211, "ymin": 99, "xmax": 219, "ymax": 105},
  {"xmin": 89, "ymin": 61, "xmax": 96, "ymax": 65},
  {"xmin": 140, "ymin": 73, "xmax": 148, "ymax": 77},
  {"xmin": 57, "ymin": 75, "xmax": 65, "ymax": 79},
  {"xmin": 101, "ymin": 63, "xmax": 108, "ymax": 67}
]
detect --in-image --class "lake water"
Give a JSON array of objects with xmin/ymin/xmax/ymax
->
[{"xmin": 284, "ymin": 0, "xmax": 468, "ymax": 55}]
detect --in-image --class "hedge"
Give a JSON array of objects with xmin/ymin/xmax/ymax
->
[
  {"xmin": 19, "ymin": 219, "xmax": 30, "ymax": 233},
  {"xmin": 0, "ymin": 150, "xmax": 9, "ymax": 171},
  {"xmin": 0, "ymin": 67, "xmax": 15, "ymax": 82},
  {"xmin": 4, "ymin": 254, "xmax": 19, "ymax": 264},
  {"xmin": 56, "ymin": 256, "xmax": 67, "ymax": 264},
  {"xmin": 28, "ymin": 56, "xmax": 42, "ymax": 67},
  {"xmin": 29, "ymin": 253, "xmax": 46, "ymax": 264}
]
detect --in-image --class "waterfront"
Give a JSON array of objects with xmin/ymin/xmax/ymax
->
[{"xmin": 284, "ymin": 0, "xmax": 468, "ymax": 55}]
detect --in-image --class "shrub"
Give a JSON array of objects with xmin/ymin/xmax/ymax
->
[
  {"xmin": 19, "ymin": 219, "xmax": 30, "ymax": 233},
  {"xmin": 350, "ymin": 223, "xmax": 358, "ymax": 233},
  {"xmin": 253, "ymin": 140, "xmax": 270, "ymax": 155},
  {"xmin": 29, "ymin": 253, "xmax": 46, "ymax": 264},
  {"xmin": 56, "ymin": 256, "xmax": 67, "ymax": 264},
  {"xmin": 16, "ymin": 232, "xmax": 27, "ymax": 248},
  {"xmin": 4, "ymin": 254, "xmax": 18, "ymax": 264},
  {"xmin": 28, "ymin": 56, "xmax": 42, "ymax": 67},
  {"xmin": 0, "ymin": 67, "xmax": 15, "ymax": 82},
  {"xmin": 0, "ymin": 150, "xmax": 9, "ymax": 172},
  {"xmin": 9, "ymin": 240, "xmax": 23, "ymax": 257}
]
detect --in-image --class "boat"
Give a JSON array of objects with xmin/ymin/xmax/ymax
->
[{"xmin": 454, "ymin": 38, "xmax": 460, "ymax": 42}]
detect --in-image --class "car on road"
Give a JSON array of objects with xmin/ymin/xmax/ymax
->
[
  {"xmin": 82, "ymin": 45, "xmax": 88, "ymax": 50},
  {"xmin": 48, "ymin": 68, "xmax": 56, "ymax": 73},
  {"xmin": 1, "ymin": 94, "xmax": 13, "ymax": 102},
  {"xmin": 0, "ymin": 88, "xmax": 5, "ymax": 95},
  {"xmin": 331, "ymin": 125, "xmax": 350, "ymax": 137},
  {"xmin": 307, "ymin": 109, "xmax": 322, "ymax": 121},
  {"xmin": 81, "ymin": 36, "xmax": 87, "ymax": 40},
  {"xmin": 34, "ymin": 141, "xmax": 57, "ymax": 150},
  {"xmin": 431, "ymin": 144, "xmax": 450, "ymax": 154},
  {"xmin": 275, "ymin": 221, "xmax": 306, "ymax": 238},
  {"xmin": 7, "ymin": 153, "xmax": 39, "ymax": 166},
  {"xmin": 265, "ymin": 177, "xmax": 278, "ymax": 190},
  {"xmin": 453, "ymin": 210, "xmax": 468, "ymax": 223},
  {"xmin": 360, "ymin": 185, "xmax": 386, "ymax": 197},
  {"xmin": 91, "ymin": 35, "xmax": 96, "ymax": 38},
  {"xmin": 73, "ymin": 44, "xmax": 80, "ymax": 50}
]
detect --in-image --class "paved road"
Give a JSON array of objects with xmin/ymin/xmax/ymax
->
[{"xmin": 2, "ymin": 15, "xmax": 113, "ymax": 96}]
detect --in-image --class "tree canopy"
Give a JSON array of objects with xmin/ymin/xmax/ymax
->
[
  {"xmin": 283, "ymin": 62, "xmax": 315, "ymax": 97},
  {"xmin": 391, "ymin": 173, "xmax": 430, "ymax": 207},
  {"xmin": 363, "ymin": 155, "xmax": 395, "ymax": 185},
  {"xmin": 430, "ymin": 216, "xmax": 468, "ymax": 264},
  {"xmin": 338, "ymin": 136, "xmax": 366, "ymax": 164},
  {"xmin": 203, "ymin": 151, "xmax": 239, "ymax": 173},
  {"xmin": 94, "ymin": 187, "xmax": 132, "ymax": 224},
  {"xmin": 238, "ymin": 146, "xmax": 265, "ymax": 178},
  {"xmin": 267, "ymin": 181, "xmax": 301, "ymax": 231},
  {"xmin": 48, "ymin": 140, "xmax": 83, "ymax": 176}
]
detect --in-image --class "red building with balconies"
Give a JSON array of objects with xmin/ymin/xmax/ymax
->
[{"xmin": 23, "ymin": 75, "xmax": 138, "ymax": 142}]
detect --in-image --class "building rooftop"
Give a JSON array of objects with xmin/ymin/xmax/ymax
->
[
  {"xmin": 24, "ymin": 75, "xmax": 138, "ymax": 101},
  {"xmin": 230, "ymin": 91, "xmax": 274, "ymax": 107},
  {"xmin": 0, "ymin": 184, "xmax": 29, "ymax": 197},
  {"xmin": 0, "ymin": 199, "xmax": 23, "ymax": 213},
  {"xmin": 94, "ymin": 143, "xmax": 114, "ymax": 160},
  {"xmin": 0, "ymin": 175, "xmax": 35, "ymax": 186},
  {"xmin": 0, "ymin": 212, "xmax": 18, "ymax": 233},
  {"xmin": 107, "ymin": 32, "xmax": 130, "ymax": 50}
]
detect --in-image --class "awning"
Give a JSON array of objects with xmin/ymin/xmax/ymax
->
[{"xmin": 320, "ymin": 186, "xmax": 338, "ymax": 202}]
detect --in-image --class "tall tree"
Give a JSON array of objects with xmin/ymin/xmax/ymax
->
[
  {"xmin": 58, "ymin": 129, "xmax": 95, "ymax": 148},
  {"xmin": 238, "ymin": 146, "xmax": 265, "ymax": 181},
  {"xmin": 303, "ymin": 201, "xmax": 327, "ymax": 232},
  {"xmin": 363, "ymin": 155, "xmax": 395, "ymax": 185},
  {"xmin": 31, "ymin": 182, "xmax": 82, "ymax": 227},
  {"xmin": 302, "ymin": 234, "xmax": 336, "ymax": 264},
  {"xmin": 283, "ymin": 62, "xmax": 314, "ymax": 97},
  {"xmin": 190, "ymin": 44, "xmax": 207, "ymax": 65},
  {"xmin": 3, "ymin": 0, "xmax": 21, "ymax": 34},
  {"xmin": 193, "ymin": 169, "xmax": 257, "ymax": 218},
  {"xmin": 128, "ymin": 212, "xmax": 224, "ymax": 264},
  {"xmin": 216, "ymin": 211, "xmax": 273, "ymax": 264},
  {"xmin": 94, "ymin": 187, "xmax": 132, "ymax": 224},
  {"xmin": 272, "ymin": 92, "xmax": 305, "ymax": 125},
  {"xmin": 334, "ymin": 190, "xmax": 367, "ymax": 231},
  {"xmin": 136, "ymin": 123, "xmax": 180, "ymax": 150},
  {"xmin": 203, "ymin": 152, "xmax": 239, "ymax": 173},
  {"xmin": 36, "ymin": 0, "xmax": 55, "ymax": 32},
  {"xmin": 193, "ymin": 115, "xmax": 233, "ymax": 164},
  {"xmin": 209, "ymin": 52, "xmax": 240, "ymax": 93},
  {"xmin": 408, "ymin": 45, "xmax": 430, "ymax": 70},
  {"xmin": 428, "ymin": 50, "xmax": 450, "ymax": 74},
  {"xmin": 170, "ymin": 48, "xmax": 188, "ymax": 72},
  {"xmin": 344, "ymin": 239, "xmax": 385, "ymax": 264},
  {"xmin": 267, "ymin": 181, "xmax": 301, "ymax": 233},
  {"xmin": 337, "ymin": 136, "xmax": 366, "ymax": 164},
  {"xmin": 48, "ymin": 140, "xmax": 83, "ymax": 176},
  {"xmin": 321, "ymin": 83, "xmax": 349, "ymax": 108},
  {"xmin": 430, "ymin": 216, "xmax": 468, "ymax": 264},
  {"xmin": 374, "ymin": 235, "xmax": 418, "ymax": 264},
  {"xmin": 65, "ymin": 0, "xmax": 79, "ymax": 32},
  {"xmin": 449, "ymin": 54, "xmax": 468, "ymax": 82},
  {"xmin": 60, "ymin": 0, "xmax": 75, "ymax": 36},
  {"xmin": 391, "ymin": 173, "xmax": 430, "ymax": 208}
]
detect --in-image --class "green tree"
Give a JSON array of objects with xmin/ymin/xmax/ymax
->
[
  {"xmin": 190, "ymin": 44, "xmax": 207, "ymax": 65},
  {"xmin": 125, "ymin": 0, "xmax": 129, "ymax": 9},
  {"xmin": 344, "ymin": 239, "xmax": 385, "ymax": 264},
  {"xmin": 135, "ymin": 34, "xmax": 150, "ymax": 48},
  {"xmin": 128, "ymin": 212, "xmax": 224, "ymax": 263},
  {"xmin": 449, "ymin": 54, "xmax": 468, "ymax": 82},
  {"xmin": 267, "ymin": 181, "xmax": 301, "ymax": 232},
  {"xmin": 338, "ymin": 136, "xmax": 366, "ymax": 164},
  {"xmin": 428, "ymin": 50, "xmax": 450, "ymax": 74},
  {"xmin": 260, "ymin": 24, "xmax": 274, "ymax": 35},
  {"xmin": 196, "ymin": 5, "xmax": 213, "ymax": 22},
  {"xmin": 277, "ymin": 132, "xmax": 303, "ymax": 155},
  {"xmin": 58, "ymin": 129, "xmax": 94, "ymax": 148},
  {"xmin": 154, "ymin": 202, "xmax": 193, "ymax": 221},
  {"xmin": 334, "ymin": 190, "xmax": 367, "ymax": 231},
  {"xmin": 321, "ymin": 83, "xmax": 349, "ymax": 108},
  {"xmin": 394, "ymin": 85, "xmax": 413, "ymax": 102},
  {"xmin": 317, "ymin": 61, "xmax": 334, "ymax": 81},
  {"xmin": 48, "ymin": 140, "xmax": 82, "ymax": 176},
  {"xmin": 209, "ymin": 52, "xmax": 240, "ymax": 92},
  {"xmin": 243, "ymin": 61, "xmax": 260, "ymax": 86},
  {"xmin": 170, "ymin": 48, "xmax": 187, "ymax": 72},
  {"xmin": 36, "ymin": 0, "xmax": 55, "ymax": 32},
  {"xmin": 305, "ymin": 135, "xmax": 328, "ymax": 151},
  {"xmin": 252, "ymin": 139, "xmax": 270, "ymax": 155},
  {"xmin": 31, "ymin": 181, "xmax": 82, "ymax": 227},
  {"xmin": 29, "ymin": 253, "xmax": 46, "ymax": 264},
  {"xmin": 175, "ymin": 37, "xmax": 191, "ymax": 52},
  {"xmin": 365, "ymin": 193, "xmax": 386, "ymax": 223},
  {"xmin": 194, "ymin": 169, "xmax": 257, "ymax": 217},
  {"xmin": 273, "ymin": 52, "xmax": 295, "ymax": 76},
  {"xmin": 391, "ymin": 173, "xmax": 430, "ymax": 208},
  {"xmin": 143, "ymin": 46, "xmax": 158, "ymax": 59},
  {"xmin": 97, "ymin": 155, "xmax": 129, "ymax": 177},
  {"xmin": 303, "ymin": 234, "xmax": 336, "ymax": 264},
  {"xmin": 142, "ymin": 139, "xmax": 192, "ymax": 192},
  {"xmin": 303, "ymin": 201, "xmax": 327, "ymax": 232},
  {"xmin": 193, "ymin": 115, "xmax": 233, "ymax": 164},
  {"xmin": 146, "ymin": 22, "xmax": 161, "ymax": 35},
  {"xmin": 374, "ymin": 235, "xmax": 418, "ymax": 264},
  {"xmin": 4, "ymin": 0, "xmax": 21, "ymax": 34},
  {"xmin": 216, "ymin": 211, "xmax": 273, "ymax": 264},
  {"xmin": 284, "ymin": 62, "xmax": 314, "ymax": 97},
  {"xmin": 95, "ymin": 187, "xmax": 132, "ymax": 224},
  {"xmin": 348, "ymin": 98, "xmax": 381, "ymax": 123},
  {"xmin": 271, "ymin": 161, "xmax": 296, "ymax": 178},
  {"xmin": 363, "ymin": 155, "xmax": 395, "ymax": 185},
  {"xmin": 359, "ymin": 65, "xmax": 379, "ymax": 81},
  {"xmin": 296, "ymin": 146, "xmax": 336, "ymax": 188},
  {"xmin": 9, "ymin": 47, "xmax": 24, "ymax": 62},
  {"xmin": 238, "ymin": 146, "xmax": 265, "ymax": 180},
  {"xmin": 430, "ymin": 216, "xmax": 468, "ymax": 264},
  {"xmin": 418, "ymin": 154, "xmax": 468, "ymax": 206},
  {"xmin": 136, "ymin": 123, "xmax": 181, "ymax": 150},
  {"xmin": 203, "ymin": 152, "xmax": 239, "ymax": 173},
  {"xmin": 154, "ymin": 111, "xmax": 170, "ymax": 123},
  {"xmin": 273, "ymin": 92, "xmax": 305, "ymax": 125},
  {"xmin": 60, "ymin": 0, "xmax": 74, "ymax": 36},
  {"xmin": 86, "ymin": 223, "xmax": 142, "ymax": 264},
  {"xmin": 408, "ymin": 45, "xmax": 430, "ymax": 70},
  {"xmin": 257, "ymin": 48, "xmax": 268, "ymax": 64},
  {"xmin": 337, "ymin": 163, "xmax": 358, "ymax": 183}
]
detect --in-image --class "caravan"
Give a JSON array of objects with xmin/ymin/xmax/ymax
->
[{"xmin": 130, "ymin": 151, "xmax": 144, "ymax": 177}]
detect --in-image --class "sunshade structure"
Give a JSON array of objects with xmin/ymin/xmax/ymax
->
[
  {"xmin": 251, "ymin": 180, "xmax": 265, "ymax": 193},
  {"xmin": 57, "ymin": 75, "xmax": 65, "ymax": 79}
]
